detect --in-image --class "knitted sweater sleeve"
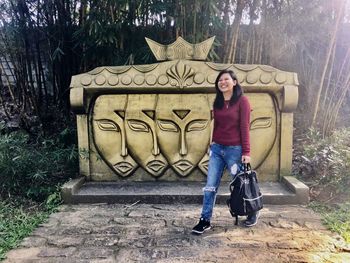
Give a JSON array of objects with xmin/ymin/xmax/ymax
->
[{"xmin": 240, "ymin": 96, "xmax": 251, "ymax": 156}]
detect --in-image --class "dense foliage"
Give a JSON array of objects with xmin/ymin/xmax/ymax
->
[
  {"xmin": 0, "ymin": 125, "xmax": 78, "ymax": 201},
  {"xmin": 294, "ymin": 128, "xmax": 350, "ymax": 192},
  {"xmin": 0, "ymin": 0, "xmax": 349, "ymax": 136}
]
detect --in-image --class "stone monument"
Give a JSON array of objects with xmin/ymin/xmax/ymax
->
[{"xmin": 64, "ymin": 36, "xmax": 308, "ymax": 204}]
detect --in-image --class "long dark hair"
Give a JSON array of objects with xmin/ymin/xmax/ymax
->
[{"xmin": 213, "ymin": 69, "xmax": 243, "ymax": 109}]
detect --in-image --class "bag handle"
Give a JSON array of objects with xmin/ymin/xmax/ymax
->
[
  {"xmin": 229, "ymin": 163, "xmax": 252, "ymax": 189},
  {"xmin": 243, "ymin": 163, "xmax": 252, "ymax": 172}
]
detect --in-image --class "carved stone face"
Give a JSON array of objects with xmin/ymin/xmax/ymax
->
[
  {"xmin": 156, "ymin": 94, "xmax": 211, "ymax": 176},
  {"xmin": 248, "ymin": 93, "xmax": 277, "ymax": 169},
  {"xmin": 125, "ymin": 94, "xmax": 168, "ymax": 177},
  {"xmin": 198, "ymin": 119, "xmax": 214, "ymax": 175},
  {"xmin": 92, "ymin": 95, "xmax": 138, "ymax": 177}
]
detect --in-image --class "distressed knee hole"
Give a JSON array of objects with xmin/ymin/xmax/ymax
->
[
  {"xmin": 203, "ymin": 186, "xmax": 216, "ymax": 192},
  {"xmin": 230, "ymin": 164, "xmax": 238, "ymax": 175}
]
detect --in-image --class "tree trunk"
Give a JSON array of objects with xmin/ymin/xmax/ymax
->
[
  {"xmin": 311, "ymin": 0, "xmax": 345, "ymax": 126},
  {"xmin": 222, "ymin": 0, "xmax": 231, "ymax": 58},
  {"xmin": 224, "ymin": 0, "xmax": 246, "ymax": 63},
  {"xmin": 322, "ymin": 47, "xmax": 350, "ymax": 136},
  {"xmin": 245, "ymin": 0, "xmax": 259, "ymax": 64},
  {"xmin": 320, "ymin": 44, "xmax": 337, "ymax": 111}
]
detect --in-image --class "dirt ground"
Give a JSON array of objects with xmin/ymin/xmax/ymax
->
[{"xmin": 4, "ymin": 204, "xmax": 350, "ymax": 263}]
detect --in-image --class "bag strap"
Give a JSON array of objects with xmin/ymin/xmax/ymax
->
[{"xmin": 243, "ymin": 163, "xmax": 252, "ymax": 173}]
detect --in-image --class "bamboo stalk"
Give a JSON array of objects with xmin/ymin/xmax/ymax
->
[
  {"xmin": 0, "ymin": 78, "xmax": 12, "ymax": 120},
  {"xmin": 311, "ymin": 0, "xmax": 345, "ymax": 126},
  {"xmin": 0, "ymin": 62, "xmax": 17, "ymax": 106},
  {"xmin": 224, "ymin": 0, "xmax": 245, "ymax": 63},
  {"xmin": 322, "ymin": 47, "xmax": 350, "ymax": 136},
  {"xmin": 328, "ymin": 62, "xmax": 350, "ymax": 130},
  {"xmin": 320, "ymin": 42, "xmax": 337, "ymax": 111}
]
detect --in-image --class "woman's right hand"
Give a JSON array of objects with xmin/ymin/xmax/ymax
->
[{"xmin": 242, "ymin": 155, "xmax": 250, "ymax": 164}]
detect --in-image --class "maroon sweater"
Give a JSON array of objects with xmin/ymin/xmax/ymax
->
[{"xmin": 212, "ymin": 96, "xmax": 251, "ymax": 156}]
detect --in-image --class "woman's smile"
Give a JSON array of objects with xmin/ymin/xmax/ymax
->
[{"xmin": 218, "ymin": 73, "xmax": 236, "ymax": 94}]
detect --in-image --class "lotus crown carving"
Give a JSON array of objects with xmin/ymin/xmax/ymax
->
[
  {"xmin": 166, "ymin": 60, "xmax": 195, "ymax": 88},
  {"xmin": 145, "ymin": 36, "xmax": 215, "ymax": 61}
]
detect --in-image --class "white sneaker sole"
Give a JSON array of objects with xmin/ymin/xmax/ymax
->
[
  {"xmin": 244, "ymin": 221, "xmax": 258, "ymax": 227},
  {"xmin": 191, "ymin": 226, "xmax": 211, "ymax": 234},
  {"xmin": 244, "ymin": 212, "xmax": 260, "ymax": 227}
]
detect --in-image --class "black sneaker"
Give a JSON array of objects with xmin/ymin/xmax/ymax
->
[
  {"xmin": 244, "ymin": 211, "xmax": 260, "ymax": 227},
  {"xmin": 191, "ymin": 218, "xmax": 211, "ymax": 234}
]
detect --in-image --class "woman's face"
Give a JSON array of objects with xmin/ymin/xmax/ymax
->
[{"xmin": 217, "ymin": 73, "xmax": 236, "ymax": 95}]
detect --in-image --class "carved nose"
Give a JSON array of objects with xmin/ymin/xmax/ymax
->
[
  {"xmin": 152, "ymin": 145, "xmax": 160, "ymax": 156},
  {"xmin": 179, "ymin": 131, "xmax": 187, "ymax": 156},
  {"xmin": 120, "ymin": 131, "xmax": 128, "ymax": 157},
  {"xmin": 152, "ymin": 133, "xmax": 160, "ymax": 156},
  {"xmin": 121, "ymin": 146, "xmax": 128, "ymax": 157}
]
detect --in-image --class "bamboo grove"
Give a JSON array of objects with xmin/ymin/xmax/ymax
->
[{"xmin": 0, "ymin": 0, "xmax": 349, "ymax": 136}]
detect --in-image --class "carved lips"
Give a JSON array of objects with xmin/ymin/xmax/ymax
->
[
  {"xmin": 173, "ymin": 160, "xmax": 194, "ymax": 174},
  {"xmin": 146, "ymin": 160, "xmax": 166, "ymax": 174},
  {"xmin": 113, "ymin": 161, "xmax": 135, "ymax": 176}
]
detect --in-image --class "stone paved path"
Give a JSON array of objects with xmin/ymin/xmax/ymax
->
[{"xmin": 4, "ymin": 204, "xmax": 350, "ymax": 263}]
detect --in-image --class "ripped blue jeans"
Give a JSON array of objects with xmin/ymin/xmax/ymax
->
[{"xmin": 201, "ymin": 143, "xmax": 242, "ymax": 221}]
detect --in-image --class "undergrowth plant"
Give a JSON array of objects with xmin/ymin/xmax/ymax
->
[
  {"xmin": 0, "ymin": 126, "xmax": 78, "ymax": 201},
  {"xmin": 0, "ymin": 194, "xmax": 62, "ymax": 260},
  {"xmin": 309, "ymin": 202, "xmax": 350, "ymax": 244},
  {"xmin": 295, "ymin": 127, "xmax": 350, "ymax": 192},
  {"xmin": 295, "ymin": 127, "xmax": 350, "ymax": 244}
]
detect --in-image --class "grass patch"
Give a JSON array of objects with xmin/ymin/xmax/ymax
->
[
  {"xmin": 0, "ymin": 193, "xmax": 61, "ymax": 260},
  {"xmin": 0, "ymin": 126, "xmax": 77, "ymax": 260},
  {"xmin": 309, "ymin": 201, "xmax": 350, "ymax": 243}
]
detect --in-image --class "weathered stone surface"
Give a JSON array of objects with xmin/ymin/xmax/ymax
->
[
  {"xmin": 5, "ymin": 247, "xmax": 41, "ymax": 260},
  {"xmin": 46, "ymin": 236, "xmax": 86, "ymax": 247},
  {"xmin": 73, "ymin": 247, "xmax": 115, "ymax": 259},
  {"xmin": 38, "ymin": 247, "xmax": 76, "ymax": 257},
  {"xmin": 19, "ymin": 236, "xmax": 47, "ymax": 247},
  {"xmin": 4, "ymin": 204, "xmax": 350, "ymax": 263},
  {"xmin": 83, "ymin": 235, "xmax": 119, "ymax": 247}
]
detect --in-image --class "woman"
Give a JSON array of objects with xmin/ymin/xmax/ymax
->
[{"xmin": 192, "ymin": 69, "xmax": 258, "ymax": 235}]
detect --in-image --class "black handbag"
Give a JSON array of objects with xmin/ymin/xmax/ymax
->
[{"xmin": 226, "ymin": 163, "xmax": 263, "ymax": 225}]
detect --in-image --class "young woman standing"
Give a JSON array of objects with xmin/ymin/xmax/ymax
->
[{"xmin": 192, "ymin": 69, "xmax": 258, "ymax": 234}]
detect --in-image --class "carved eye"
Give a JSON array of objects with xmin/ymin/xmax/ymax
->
[
  {"xmin": 157, "ymin": 120, "xmax": 178, "ymax": 132},
  {"xmin": 96, "ymin": 119, "xmax": 120, "ymax": 132},
  {"xmin": 127, "ymin": 120, "xmax": 150, "ymax": 132},
  {"xmin": 250, "ymin": 117, "xmax": 272, "ymax": 130},
  {"xmin": 186, "ymin": 120, "xmax": 208, "ymax": 132}
]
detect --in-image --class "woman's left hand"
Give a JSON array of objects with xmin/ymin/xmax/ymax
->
[{"xmin": 242, "ymin": 155, "xmax": 250, "ymax": 164}]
